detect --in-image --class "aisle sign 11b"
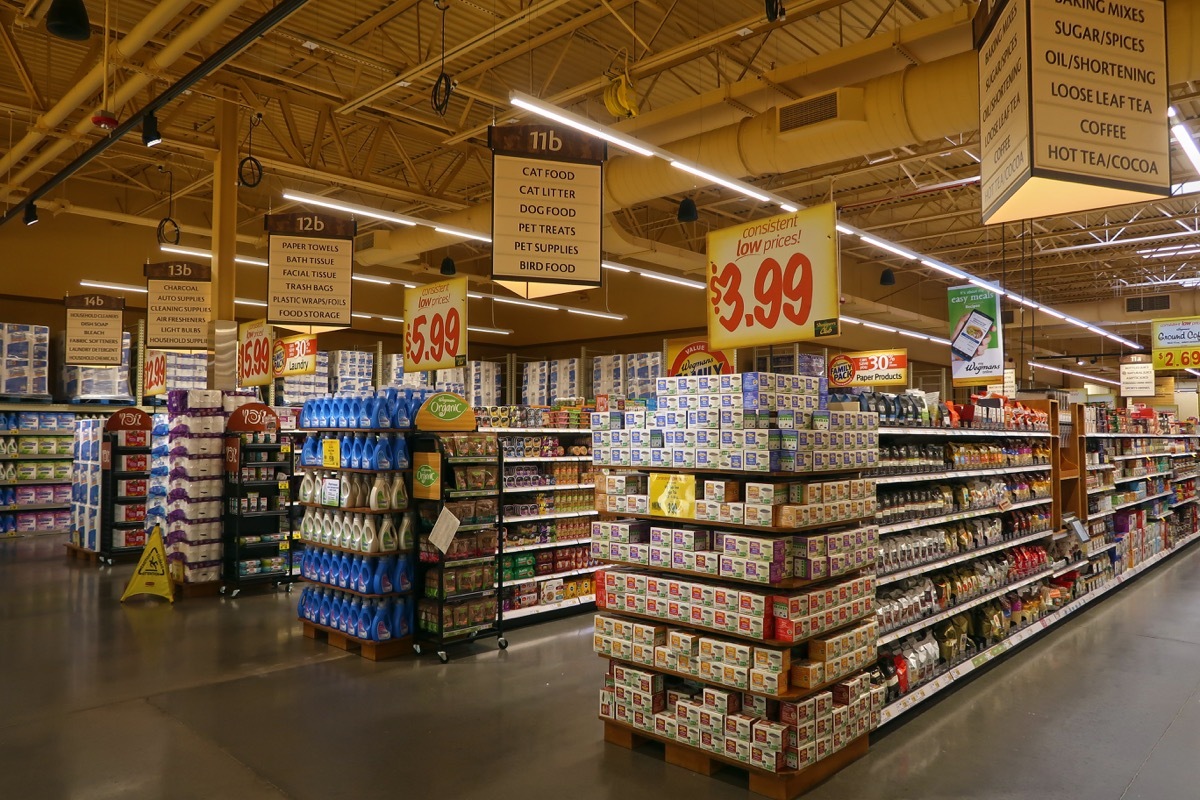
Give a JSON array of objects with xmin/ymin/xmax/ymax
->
[
  {"xmin": 706, "ymin": 203, "xmax": 840, "ymax": 350},
  {"xmin": 404, "ymin": 277, "xmax": 468, "ymax": 373}
]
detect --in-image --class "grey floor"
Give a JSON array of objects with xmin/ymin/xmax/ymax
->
[{"xmin": 3, "ymin": 537, "xmax": 1200, "ymax": 800}]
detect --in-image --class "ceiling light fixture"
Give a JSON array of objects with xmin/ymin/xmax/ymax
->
[
  {"xmin": 23, "ymin": 205, "xmax": 37, "ymax": 226},
  {"xmin": 46, "ymin": 0, "xmax": 90, "ymax": 41},
  {"xmin": 566, "ymin": 307, "xmax": 625, "ymax": 320},
  {"xmin": 1170, "ymin": 107, "xmax": 1200, "ymax": 177},
  {"xmin": 142, "ymin": 112, "xmax": 162, "ymax": 148},
  {"xmin": 509, "ymin": 90, "xmax": 656, "ymax": 157},
  {"xmin": 158, "ymin": 244, "xmax": 268, "ymax": 266},
  {"xmin": 677, "ymin": 197, "xmax": 699, "ymax": 223},
  {"xmin": 380, "ymin": 316, "xmax": 404, "ymax": 323},
  {"xmin": 281, "ymin": 191, "xmax": 418, "ymax": 226},
  {"xmin": 440, "ymin": 256, "xmax": 457, "ymax": 276},
  {"xmin": 79, "ymin": 280, "xmax": 146, "ymax": 293},
  {"xmin": 467, "ymin": 325, "xmax": 514, "ymax": 335},
  {"xmin": 234, "ymin": 298, "xmax": 267, "ymax": 307},
  {"xmin": 601, "ymin": 261, "xmax": 705, "ymax": 289},
  {"xmin": 879, "ymin": 268, "xmax": 896, "ymax": 286},
  {"xmin": 1029, "ymin": 360, "xmax": 1119, "ymax": 387},
  {"xmin": 841, "ymin": 315, "xmax": 951, "ymax": 346},
  {"xmin": 671, "ymin": 160, "xmax": 771, "ymax": 202}
]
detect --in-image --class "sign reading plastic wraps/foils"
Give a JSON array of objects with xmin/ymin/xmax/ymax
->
[
  {"xmin": 947, "ymin": 285, "xmax": 1004, "ymax": 387},
  {"xmin": 1151, "ymin": 316, "xmax": 1200, "ymax": 370},
  {"xmin": 977, "ymin": 0, "xmax": 1169, "ymax": 224},
  {"xmin": 266, "ymin": 212, "xmax": 355, "ymax": 332},
  {"xmin": 706, "ymin": 203, "xmax": 840, "ymax": 350},
  {"xmin": 490, "ymin": 124, "xmax": 604, "ymax": 289},
  {"xmin": 828, "ymin": 349, "xmax": 909, "ymax": 388},
  {"xmin": 64, "ymin": 293, "xmax": 124, "ymax": 366},
  {"xmin": 144, "ymin": 261, "xmax": 211, "ymax": 350}
]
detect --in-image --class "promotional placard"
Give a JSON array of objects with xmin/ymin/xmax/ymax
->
[
  {"xmin": 1120, "ymin": 362, "xmax": 1155, "ymax": 397},
  {"xmin": 404, "ymin": 278, "xmax": 467, "ymax": 373},
  {"xmin": 491, "ymin": 125, "xmax": 604, "ymax": 296},
  {"xmin": 144, "ymin": 261, "xmax": 212, "ymax": 350},
  {"xmin": 666, "ymin": 337, "xmax": 735, "ymax": 377},
  {"xmin": 947, "ymin": 285, "xmax": 1004, "ymax": 387},
  {"xmin": 143, "ymin": 350, "xmax": 168, "ymax": 397},
  {"xmin": 266, "ymin": 212, "xmax": 355, "ymax": 331},
  {"xmin": 64, "ymin": 294, "xmax": 124, "ymax": 366},
  {"xmin": 238, "ymin": 319, "xmax": 273, "ymax": 387},
  {"xmin": 706, "ymin": 203, "xmax": 840, "ymax": 350},
  {"xmin": 827, "ymin": 349, "xmax": 908, "ymax": 388},
  {"xmin": 272, "ymin": 334, "xmax": 318, "ymax": 377},
  {"xmin": 412, "ymin": 451, "xmax": 443, "ymax": 500},
  {"xmin": 1151, "ymin": 316, "xmax": 1200, "ymax": 370}
]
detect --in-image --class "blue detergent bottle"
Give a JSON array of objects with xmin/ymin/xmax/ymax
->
[
  {"xmin": 333, "ymin": 397, "xmax": 347, "ymax": 429},
  {"xmin": 392, "ymin": 597, "xmax": 411, "ymax": 638},
  {"xmin": 315, "ymin": 396, "xmax": 329, "ymax": 428},
  {"xmin": 356, "ymin": 600, "xmax": 373, "ymax": 639},
  {"xmin": 340, "ymin": 433, "xmax": 353, "ymax": 468},
  {"xmin": 392, "ymin": 554, "xmax": 412, "ymax": 593},
  {"xmin": 357, "ymin": 556, "xmax": 373, "ymax": 593},
  {"xmin": 319, "ymin": 590, "xmax": 332, "ymax": 626},
  {"xmin": 360, "ymin": 396, "xmax": 375, "ymax": 429},
  {"xmin": 372, "ymin": 600, "xmax": 392, "ymax": 641},
  {"xmin": 350, "ymin": 434, "xmax": 365, "ymax": 469},
  {"xmin": 373, "ymin": 555, "xmax": 394, "ymax": 595},
  {"xmin": 392, "ymin": 435, "xmax": 410, "ymax": 469},
  {"xmin": 375, "ymin": 392, "xmax": 392, "ymax": 429},
  {"xmin": 317, "ymin": 551, "xmax": 331, "ymax": 584},
  {"xmin": 373, "ymin": 435, "xmax": 392, "ymax": 472},
  {"xmin": 301, "ymin": 434, "xmax": 318, "ymax": 466},
  {"xmin": 339, "ymin": 553, "xmax": 353, "ymax": 588}
]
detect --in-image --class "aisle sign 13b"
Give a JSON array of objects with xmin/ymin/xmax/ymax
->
[{"xmin": 706, "ymin": 203, "xmax": 840, "ymax": 350}]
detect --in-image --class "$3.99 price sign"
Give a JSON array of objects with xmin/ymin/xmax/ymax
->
[
  {"xmin": 143, "ymin": 351, "xmax": 167, "ymax": 397},
  {"xmin": 404, "ymin": 277, "xmax": 468, "ymax": 373},
  {"xmin": 705, "ymin": 203, "xmax": 841, "ymax": 350},
  {"xmin": 238, "ymin": 319, "xmax": 273, "ymax": 387}
]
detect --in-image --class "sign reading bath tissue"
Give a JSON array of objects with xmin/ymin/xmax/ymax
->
[
  {"xmin": 64, "ymin": 293, "xmax": 124, "ymax": 366},
  {"xmin": 977, "ymin": 0, "xmax": 1168, "ymax": 224},
  {"xmin": 947, "ymin": 285, "xmax": 1004, "ymax": 388},
  {"xmin": 266, "ymin": 212, "xmax": 355, "ymax": 332},
  {"xmin": 144, "ymin": 261, "xmax": 212, "ymax": 350}
]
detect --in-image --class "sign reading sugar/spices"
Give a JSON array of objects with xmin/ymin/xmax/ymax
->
[
  {"xmin": 266, "ymin": 212, "xmax": 355, "ymax": 331},
  {"xmin": 144, "ymin": 261, "xmax": 211, "ymax": 350},
  {"xmin": 64, "ymin": 293, "xmax": 124, "ymax": 366}
]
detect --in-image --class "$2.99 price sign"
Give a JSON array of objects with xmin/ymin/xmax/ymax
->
[
  {"xmin": 404, "ymin": 277, "xmax": 468, "ymax": 372},
  {"xmin": 238, "ymin": 319, "xmax": 273, "ymax": 387},
  {"xmin": 706, "ymin": 203, "xmax": 841, "ymax": 350},
  {"xmin": 143, "ymin": 351, "xmax": 167, "ymax": 397}
]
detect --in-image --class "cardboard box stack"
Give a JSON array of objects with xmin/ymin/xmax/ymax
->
[
  {"xmin": 279, "ymin": 352, "xmax": 330, "ymax": 405},
  {"xmin": 2, "ymin": 324, "xmax": 49, "ymax": 397},
  {"xmin": 69, "ymin": 417, "xmax": 103, "ymax": 551},
  {"xmin": 330, "ymin": 350, "xmax": 374, "ymax": 395},
  {"xmin": 162, "ymin": 351, "xmax": 207, "ymax": 391}
]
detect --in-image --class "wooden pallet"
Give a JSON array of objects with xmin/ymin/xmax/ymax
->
[
  {"xmin": 301, "ymin": 619, "xmax": 414, "ymax": 661},
  {"xmin": 171, "ymin": 578, "xmax": 222, "ymax": 599},
  {"xmin": 64, "ymin": 542, "xmax": 100, "ymax": 565},
  {"xmin": 603, "ymin": 719, "xmax": 868, "ymax": 800}
]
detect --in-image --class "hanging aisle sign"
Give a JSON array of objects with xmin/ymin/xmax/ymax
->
[
  {"xmin": 64, "ymin": 294, "xmax": 124, "ymax": 366},
  {"xmin": 404, "ymin": 278, "xmax": 467, "ymax": 373},
  {"xmin": 706, "ymin": 203, "xmax": 840, "ymax": 350},
  {"xmin": 947, "ymin": 285, "xmax": 1004, "ymax": 387},
  {"xmin": 977, "ymin": 0, "xmax": 1168, "ymax": 224},
  {"xmin": 144, "ymin": 261, "xmax": 212, "ymax": 350},
  {"xmin": 1120, "ymin": 358, "xmax": 1155, "ymax": 397},
  {"xmin": 266, "ymin": 212, "xmax": 355, "ymax": 332},
  {"xmin": 490, "ymin": 124, "xmax": 604, "ymax": 296},
  {"xmin": 828, "ymin": 349, "xmax": 909, "ymax": 388}
]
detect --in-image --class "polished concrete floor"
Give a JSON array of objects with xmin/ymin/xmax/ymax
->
[{"xmin": 3, "ymin": 535, "xmax": 1200, "ymax": 800}]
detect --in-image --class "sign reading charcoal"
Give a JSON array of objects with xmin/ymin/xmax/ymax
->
[
  {"xmin": 144, "ymin": 261, "xmax": 212, "ymax": 350},
  {"xmin": 490, "ymin": 124, "xmax": 604, "ymax": 291},
  {"xmin": 266, "ymin": 212, "xmax": 355, "ymax": 332},
  {"xmin": 64, "ymin": 294, "xmax": 124, "ymax": 366}
]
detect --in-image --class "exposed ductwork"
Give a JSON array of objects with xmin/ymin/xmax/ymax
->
[{"xmin": 357, "ymin": 0, "xmax": 1200, "ymax": 269}]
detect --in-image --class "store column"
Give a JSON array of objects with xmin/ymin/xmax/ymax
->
[{"xmin": 209, "ymin": 89, "xmax": 239, "ymax": 390}]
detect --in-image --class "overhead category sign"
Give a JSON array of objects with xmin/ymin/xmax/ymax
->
[
  {"xmin": 706, "ymin": 203, "xmax": 841, "ymax": 350},
  {"xmin": 1120, "ymin": 361, "xmax": 1155, "ymax": 397},
  {"xmin": 1151, "ymin": 316, "xmax": 1200, "ymax": 370},
  {"xmin": 977, "ymin": 0, "xmax": 1168, "ymax": 224},
  {"xmin": 947, "ymin": 285, "xmax": 1004, "ymax": 387},
  {"xmin": 64, "ymin": 293, "xmax": 124, "ymax": 366},
  {"xmin": 266, "ymin": 212, "xmax": 355, "ymax": 332},
  {"xmin": 828, "ymin": 349, "xmax": 908, "ymax": 388},
  {"xmin": 144, "ymin": 261, "xmax": 211, "ymax": 350},
  {"xmin": 490, "ymin": 124, "xmax": 604, "ymax": 297}
]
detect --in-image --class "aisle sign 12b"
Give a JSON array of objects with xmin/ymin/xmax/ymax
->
[
  {"xmin": 706, "ymin": 203, "xmax": 840, "ymax": 350},
  {"xmin": 404, "ymin": 277, "xmax": 468, "ymax": 373}
]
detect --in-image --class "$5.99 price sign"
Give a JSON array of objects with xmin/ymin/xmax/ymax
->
[
  {"xmin": 143, "ymin": 350, "xmax": 167, "ymax": 397},
  {"xmin": 238, "ymin": 319, "xmax": 273, "ymax": 387},
  {"xmin": 404, "ymin": 277, "xmax": 468, "ymax": 373},
  {"xmin": 706, "ymin": 203, "xmax": 840, "ymax": 350}
]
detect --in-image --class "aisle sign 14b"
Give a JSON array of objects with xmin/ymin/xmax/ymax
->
[{"xmin": 706, "ymin": 203, "xmax": 840, "ymax": 350}]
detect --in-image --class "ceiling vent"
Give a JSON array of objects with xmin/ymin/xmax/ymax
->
[
  {"xmin": 355, "ymin": 231, "xmax": 378, "ymax": 250},
  {"xmin": 1002, "ymin": 309, "xmax": 1015, "ymax": 325},
  {"xmin": 776, "ymin": 88, "xmax": 865, "ymax": 136},
  {"xmin": 1127, "ymin": 295, "xmax": 1170, "ymax": 313}
]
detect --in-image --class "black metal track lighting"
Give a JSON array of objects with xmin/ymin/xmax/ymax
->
[
  {"xmin": 46, "ymin": 0, "xmax": 91, "ymax": 41},
  {"xmin": 142, "ymin": 112, "xmax": 162, "ymax": 147},
  {"xmin": 879, "ymin": 267, "xmax": 895, "ymax": 286},
  {"xmin": 23, "ymin": 205, "xmax": 37, "ymax": 226},
  {"xmin": 440, "ymin": 256, "xmax": 456, "ymax": 276},
  {"xmin": 677, "ymin": 197, "xmax": 699, "ymax": 223}
]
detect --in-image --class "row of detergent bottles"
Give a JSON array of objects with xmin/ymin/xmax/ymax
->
[
  {"xmin": 298, "ymin": 431, "xmax": 411, "ymax": 471},
  {"xmin": 298, "ymin": 587, "xmax": 413, "ymax": 642},
  {"xmin": 297, "ymin": 506, "xmax": 417, "ymax": 553},
  {"xmin": 298, "ymin": 387, "xmax": 432, "ymax": 431}
]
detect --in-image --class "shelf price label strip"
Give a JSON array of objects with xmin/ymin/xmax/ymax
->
[{"xmin": 877, "ymin": 528, "xmax": 1056, "ymax": 586}]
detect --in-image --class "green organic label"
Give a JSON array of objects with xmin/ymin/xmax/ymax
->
[
  {"xmin": 427, "ymin": 393, "xmax": 467, "ymax": 421},
  {"xmin": 416, "ymin": 464, "xmax": 438, "ymax": 487}
]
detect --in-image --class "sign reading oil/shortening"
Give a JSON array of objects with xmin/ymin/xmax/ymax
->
[
  {"xmin": 266, "ymin": 213, "xmax": 355, "ymax": 331},
  {"xmin": 828, "ymin": 349, "xmax": 909, "ymax": 388},
  {"xmin": 144, "ymin": 261, "xmax": 211, "ymax": 350},
  {"xmin": 705, "ymin": 204, "xmax": 840, "ymax": 350},
  {"xmin": 64, "ymin": 293, "xmax": 124, "ymax": 366}
]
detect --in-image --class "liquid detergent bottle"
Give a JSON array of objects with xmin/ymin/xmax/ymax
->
[
  {"xmin": 372, "ymin": 599, "xmax": 392, "ymax": 641},
  {"xmin": 341, "ymin": 598, "xmax": 356, "ymax": 633},
  {"xmin": 350, "ymin": 434, "xmax": 365, "ymax": 470},
  {"xmin": 368, "ymin": 473, "xmax": 390, "ymax": 511},
  {"xmin": 359, "ymin": 396, "xmax": 375, "ymax": 430},
  {"xmin": 393, "ymin": 435, "xmax": 410, "ymax": 469},
  {"xmin": 357, "ymin": 600, "xmax": 373, "ymax": 639},
  {"xmin": 338, "ymin": 515, "xmax": 354, "ymax": 549},
  {"xmin": 299, "ymin": 401, "xmax": 312, "ymax": 429},
  {"xmin": 360, "ymin": 514, "xmax": 378, "ymax": 552},
  {"xmin": 373, "ymin": 556, "xmax": 394, "ymax": 594},
  {"xmin": 299, "ymin": 471, "xmax": 315, "ymax": 504},
  {"xmin": 301, "ymin": 434, "xmax": 318, "ymax": 466},
  {"xmin": 377, "ymin": 515, "xmax": 398, "ymax": 552},
  {"xmin": 320, "ymin": 511, "xmax": 335, "ymax": 545},
  {"xmin": 349, "ymin": 514, "xmax": 364, "ymax": 551},
  {"xmin": 373, "ymin": 436, "xmax": 392, "ymax": 472},
  {"xmin": 391, "ymin": 554, "xmax": 411, "ymax": 593},
  {"xmin": 397, "ymin": 511, "xmax": 416, "ymax": 551},
  {"xmin": 340, "ymin": 553, "xmax": 355, "ymax": 588},
  {"xmin": 390, "ymin": 474, "xmax": 409, "ymax": 510},
  {"xmin": 339, "ymin": 472, "xmax": 353, "ymax": 509},
  {"xmin": 300, "ymin": 508, "xmax": 315, "ymax": 541},
  {"xmin": 392, "ymin": 597, "xmax": 411, "ymax": 638},
  {"xmin": 389, "ymin": 390, "xmax": 407, "ymax": 429},
  {"xmin": 318, "ymin": 590, "xmax": 332, "ymax": 626},
  {"xmin": 375, "ymin": 393, "xmax": 392, "ymax": 429},
  {"xmin": 314, "ymin": 551, "xmax": 328, "ymax": 583},
  {"xmin": 357, "ymin": 557, "xmax": 373, "ymax": 593}
]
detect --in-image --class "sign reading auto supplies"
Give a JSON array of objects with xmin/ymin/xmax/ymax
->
[{"xmin": 828, "ymin": 349, "xmax": 909, "ymax": 388}]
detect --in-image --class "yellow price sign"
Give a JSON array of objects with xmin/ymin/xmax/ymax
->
[
  {"xmin": 280, "ymin": 540, "xmax": 290, "ymax": 551},
  {"xmin": 1152, "ymin": 317, "xmax": 1200, "ymax": 370},
  {"xmin": 322, "ymin": 439, "xmax": 340, "ymax": 468}
]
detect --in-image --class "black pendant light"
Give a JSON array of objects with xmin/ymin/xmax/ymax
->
[
  {"xmin": 142, "ymin": 112, "xmax": 162, "ymax": 147},
  {"xmin": 46, "ymin": 0, "xmax": 92, "ymax": 41},
  {"xmin": 880, "ymin": 268, "xmax": 895, "ymax": 286},
  {"xmin": 677, "ymin": 197, "xmax": 699, "ymax": 223},
  {"xmin": 440, "ymin": 256, "xmax": 456, "ymax": 276},
  {"xmin": 23, "ymin": 205, "xmax": 38, "ymax": 226}
]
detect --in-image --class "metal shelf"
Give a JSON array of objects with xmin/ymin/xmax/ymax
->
[
  {"xmin": 1085, "ymin": 464, "xmax": 1116, "ymax": 472},
  {"xmin": 877, "ymin": 528, "xmax": 1055, "ymax": 586},
  {"xmin": 1170, "ymin": 496, "xmax": 1198, "ymax": 509},
  {"xmin": 1084, "ymin": 432, "xmax": 1200, "ymax": 439},
  {"xmin": 504, "ymin": 594, "xmax": 596, "ymax": 620},
  {"xmin": 504, "ymin": 455, "xmax": 593, "ymax": 463},
  {"xmin": 877, "ymin": 497, "xmax": 1051, "ymax": 536},
  {"xmin": 503, "ymin": 538, "xmax": 591, "ymax": 554},
  {"xmin": 1110, "ymin": 452, "xmax": 1172, "ymax": 461},
  {"xmin": 501, "ymin": 482, "xmax": 596, "ymax": 494},
  {"xmin": 500, "ymin": 565, "xmax": 601, "ymax": 588},
  {"xmin": 1113, "ymin": 470, "xmax": 1173, "ymax": 484},
  {"xmin": 481, "ymin": 427, "xmax": 591, "ymax": 434},
  {"xmin": 878, "ymin": 427, "xmax": 1053, "ymax": 438},
  {"xmin": 874, "ymin": 464, "xmax": 1051, "ymax": 485},
  {"xmin": 503, "ymin": 509, "xmax": 597, "ymax": 523}
]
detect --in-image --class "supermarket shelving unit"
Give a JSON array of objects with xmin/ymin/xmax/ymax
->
[{"xmin": 99, "ymin": 407, "xmax": 154, "ymax": 565}]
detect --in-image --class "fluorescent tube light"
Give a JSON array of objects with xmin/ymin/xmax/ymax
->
[
  {"xmin": 468, "ymin": 325, "xmax": 513, "ymax": 335},
  {"xmin": 434, "ymin": 225, "xmax": 492, "ymax": 243},
  {"xmin": 158, "ymin": 244, "xmax": 268, "ymax": 266},
  {"xmin": 1170, "ymin": 108, "xmax": 1200, "ymax": 177},
  {"xmin": 352, "ymin": 275, "xmax": 392, "ymax": 285},
  {"xmin": 670, "ymin": 161, "xmax": 771, "ymax": 202},
  {"xmin": 282, "ymin": 191, "xmax": 419, "ymax": 226},
  {"xmin": 493, "ymin": 296, "xmax": 559, "ymax": 311},
  {"xmin": 509, "ymin": 91, "xmax": 656, "ymax": 157},
  {"xmin": 566, "ymin": 307, "xmax": 625, "ymax": 320},
  {"xmin": 80, "ymin": 280, "xmax": 147, "ymax": 293},
  {"xmin": 860, "ymin": 234, "xmax": 915, "ymax": 260},
  {"xmin": 1029, "ymin": 361, "xmax": 1119, "ymax": 387},
  {"xmin": 235, "ymin": 298, "xmax": 267, "ymax": 307}
]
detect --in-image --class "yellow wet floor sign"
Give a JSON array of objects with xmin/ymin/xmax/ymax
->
[{"xmin": 120, "ymin": 526, "xmax": 174, "ymax": 603}]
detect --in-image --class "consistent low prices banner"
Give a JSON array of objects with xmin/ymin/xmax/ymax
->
[
  {"xmin": 144, "ymin": 261, "xmax": 211, "ymax": 350},
  {"xmin": 947, "ymin": 285, "xmax": 1004, "ymax": 387},
  {"xmin": 1151, "ymin": 316, "xmax": 1200, "ymax": 370},
  {"xmin": 238, "ymin": 319, "xmax": 273, "ymax": 387},
  {"xmin": 706, "ymin": 203, "xmax": 840, "ymax": 350},
  {"xmin": 273, "ymin": 334, "xmax": 318, "ymax": 378},
  {"xmin": 266, "ymin": 212, "xmax": 355, "ymax": 332},
  {"xmin": 828, "ymin": 349, "xmax": 908, "ymax": 388},
  {"xmin": 404, "ymin": 277, "xmax": 467, "ymax": 373},
  {"xmin": 143, "ymin": 351, "xmax": 168, "ymax": 397},
  {"xmin": 666, "ymin": 337, "xmax": 734, "ymax": 377},
  {"xmin": 64, "ymin": 293, "xmax": 124, "ymax": 366}
]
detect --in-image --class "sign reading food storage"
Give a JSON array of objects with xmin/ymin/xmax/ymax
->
[
  {"xmin": 665, "ymin": 337, "xmax": 735, "ymax": 377},
  {"xmin": 64, "ymin": 293, "xmax": 124, "ymax": 366},
  {"xmin": 947, "ymin": 285, "xmax": 1004, "ymax": 387},
  {"xmin": 1151, "ymin": 316, "xmax": 1200, "ymax": 370},
  {"xmin": 238, "ymin": 319, "xmax": 272, "ymax": 387},
  {"xmin": 403, "ymin": 278, "xmax": 467, "ymax": 373},
  {"xmin": 706, "ymin": 203, "xmax": 840, "ymax": 350},
  {"xmin": 272, "ymin": 334, "xmax": 318, "ymax": 377},
  {"xmin": 144, "ymin": 261, "xmax": 212, "ymax": 350},
  {"xmin": 978, "ymin": 0, "xmax": 1169, "ymax": 224},
  {"xmin": 490, "ymin": 124, "xmax": 604, "ymax": 292},
  {"xmin": 266, "ymin": 212, "xmax": 354, "ymax": 331},
  {"xmin": 828, "ymin": 349, "xmax": 908, "ymax": 388}
]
